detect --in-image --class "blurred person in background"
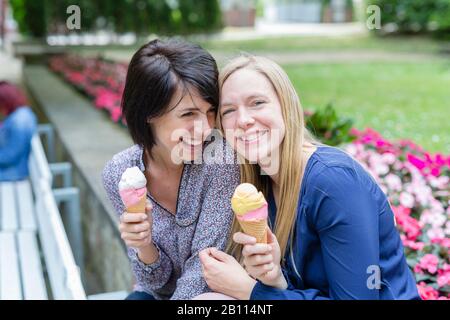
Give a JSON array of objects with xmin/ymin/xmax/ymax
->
[{"xmin": 0, "ymin": 81, "xmax": 37, "ymax": 181}]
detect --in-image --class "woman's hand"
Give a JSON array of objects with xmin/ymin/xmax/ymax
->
[
  {"xmin": 234, "ymin": 227, "xmax": 288, "ymax": 290},
  {"xmin": 119, "ymin": 201, "xmax": 153, "ymax": 248},
  {"xmin": 119, "ymin": 201, "xmax": 159, "ymax": 264},
  {"xmin": 199, "ymin": 247, "xmax": 257, "ymax": 300}
]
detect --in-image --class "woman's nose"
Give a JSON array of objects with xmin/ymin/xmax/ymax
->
[
  {"xmin": 236, "ymin": 108, "xmax": 254, "ymax": 129},
  {"xmin": 195, "ymin": 114, "xmax": 213, "ymax": 139}
]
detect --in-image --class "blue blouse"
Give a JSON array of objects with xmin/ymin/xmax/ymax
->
[
  {"xmin": 250, "ymin": 146, "xmax": 420, "ymax": 300},
  {"xmin": 0, "ymin": 106, "xmax": 37, "ymax": 182}
]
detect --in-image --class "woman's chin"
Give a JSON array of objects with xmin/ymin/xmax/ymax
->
[
  {"xmin": 181, "ymin": 146, "xmax": 203, "ymax": 162},
  {"xmin": 237, "ymin": 148, "xmax": 270, "ymax": 164}
]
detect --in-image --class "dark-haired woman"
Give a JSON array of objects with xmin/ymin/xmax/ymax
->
[
  {"xmin": 102, "ymin": 39, "xmax": 239, "ymax": 300},
  {"xmin": 0, "ymin": 81, "xmax": 37, "ymax": 181}
]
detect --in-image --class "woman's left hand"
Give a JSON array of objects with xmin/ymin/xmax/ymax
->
[{"xmin": 199, "ymin": 247, "xmax": 257, "ymax": 300}]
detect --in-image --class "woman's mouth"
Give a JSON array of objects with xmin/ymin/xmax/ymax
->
[
  {"xmin": 237, "ymin": 130, "xmax": 269, "ymax": 144},
  {"xmin": 180, "ymin": 137, "xmax": 203, "ymax": 148}
]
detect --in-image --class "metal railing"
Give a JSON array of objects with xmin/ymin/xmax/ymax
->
[{"xmin": 29, "ymin": 124, "xmax": 86, "ymax": 299}]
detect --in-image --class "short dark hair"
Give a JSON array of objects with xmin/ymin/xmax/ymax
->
[{"xmin": 121, "ymin": 38, "xmax": 219, "ymax": 151}]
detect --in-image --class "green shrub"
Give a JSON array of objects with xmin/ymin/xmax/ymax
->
[
  {"xmin": 10, "ymin": 0, "xmax": 47, "ymax": 38},
  {"xmin": 366, "ymin": 0, "xmax": 450, "ymax": 36},
  {"xmin": 10, "ymin": 0, "xmax": 223, "ymax": 38},
  {"xmin": 305, "ymin": 104, "xmax": 355, "ymax": 146}
]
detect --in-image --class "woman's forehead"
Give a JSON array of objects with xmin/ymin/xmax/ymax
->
[
  {"xmin": 169, "ymin": 84, "xmax": 212, "ymax": 112},
  {"xmin": 221, "ymin": 70, "xmax": 274, "ymax": 104}
]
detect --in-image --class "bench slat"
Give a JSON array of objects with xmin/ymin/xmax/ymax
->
[
  {"xmin": 1, "ymin": 182, "xmax": 18, "ymax": 231},
  {"xmin": 0, "ymin": 232, "xmax": 22, "ymax": 299},
  {"xmin": 36, "ymin": 181, "xmax": 86, "ymax": 300},
  {"xmin": 16, "ymin": 180, "xmax": 37, "ymax": 231},
  {"xmin": 18, "ymin": 231, "xmax": 48, "ymax": 300}
]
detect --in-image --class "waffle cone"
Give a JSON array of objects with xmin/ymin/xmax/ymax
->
[
  {"xmin": 126, "ymin": 195, "xmax": 147, "ymax": 213},
  {"xmin": 238, "ymin": 219, "xmax": 268, "ymax": 244}
]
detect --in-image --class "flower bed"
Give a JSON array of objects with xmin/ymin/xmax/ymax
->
[
  {"xmin": 48, "ymin": 54, "xmax": 127, "ymax": 125},
  {"xmin": 347, "ymin": 128, "xmax": 450, "ymax": 299},
  {"xmin": 48, "ymin": 54, "xmax": 449, "ymax": 299}
]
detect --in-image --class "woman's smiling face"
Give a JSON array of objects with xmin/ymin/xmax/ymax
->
[
  {"xmin": 150, "ymin": 85, "xmax": 216, "ymax": 163},
  {"xmin": 220, "ymin": 68, "xmax": 285, "ymax": 164}
]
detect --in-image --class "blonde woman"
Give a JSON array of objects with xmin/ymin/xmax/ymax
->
[{"xmin": 198, "ymin": 55, "xmax": 420, "ymax": 300}]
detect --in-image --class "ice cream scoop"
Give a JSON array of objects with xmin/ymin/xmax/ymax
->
[
  {"xmin": 231, "ymin": 183, "xmax": 268, "ymax": 243},
  {"xmin": 119, "ymin": 166, "xmax": 147, "ymax": 213}
]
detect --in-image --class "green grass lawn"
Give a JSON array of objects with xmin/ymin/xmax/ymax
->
[
  {"xmin": 82, "ymin": 34, "xmax": 449, "ymax": 59},
  {"xmin": 79, "ymin": 34, "xmax": 450, "ymax": 153},
  {"xmin": 205, "ymin": 35, "xmax": 449, "ymax": 153},
  {"xmin": 285, "ymin": 61, "xmax": 450, "ymax": 153},
  {"xmin": 199, "ymin": 34, "xmax": 447, "ymax": 54}
]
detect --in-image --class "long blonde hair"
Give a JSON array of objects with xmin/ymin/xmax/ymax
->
[{"xmin": 218, "ymin": 55, "xmax": 318, "ymax": 263}]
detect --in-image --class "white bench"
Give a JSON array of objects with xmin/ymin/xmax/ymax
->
[{"xmin": 0, "ymin": 124, "xmax": 127, "ymax": 300}]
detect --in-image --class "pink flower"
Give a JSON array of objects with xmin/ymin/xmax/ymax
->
[
  {"xmin": 401, "ymin": 235, "xmax": 425, "ymax": 251},
  {"xmin": 381, "ymin": 152, "xmax": 397, "ymax": 165},
  {"xmin": 95, "ymin": 89, "xmax": 120, "ymax": 110},
  {"xmin": 67, "ymin": 72, "xmax": 85, "ymax": 84},
  {"xmin": 417, "ymin": 282, "xmax": 440, "ymax": 300},
  {"xmin": 376, "ymin": 139, "xmax": 389, "ymax": 148},
  {"xmin": 407, "ymin": 153, "xmax": 426, "ymax": 171},
  {"xmin": 399, "ymin": 192, "xmax": 415, "ymax": 208},
  {"xmin": 417, "ymin": 254, "xmax": 439, "ymax": 274},
  {"xmin": 429, "ymin": 176, "xmax": 449, "ymax": 190},
  {"xmin": 392, "ymin": 205, "xmax": 422, "ymax": 241},
  {"xmin": 440, "ymin": 238, "xmax": 450, "ymax": 248},
  {"xmin": 414, "ymin": 264, "xmax": 424, "ymax": 274},
  {"xmin": 349, "ymin": 127, "xmax": 360, "ymax": 137},
  {"xmin": 433, "ymin": 153, "xmax": 446, "ymax": 167},
  {"xmin": 427, "ymin": 228, "xmax": 445, "ymax": 241},
  {"xmin": 430, "ymin": 167, "xmax": 441, "ymax": 177},
  {"xmin": 437, "ymin": 272, "xmax": 450, "ymax": 288},
  {"xmin": 110, "ymin": 107, "xmax": 122, "ymax": 123}
]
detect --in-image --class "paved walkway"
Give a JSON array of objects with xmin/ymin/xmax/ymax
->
[
  {"xmin": 213, "ymin": 50, "xmax": 447, "ymax": 66},
  {"xmin": 0, "ymin": 49, "xmax": 22, "ymax": 83},
  {"xmin": 207, "ymin": 22, "xmax": 368, "ymax": 41}
]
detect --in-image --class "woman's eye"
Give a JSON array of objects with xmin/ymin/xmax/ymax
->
[
  {"xmin": 182, "ymin": 112, "xmax": 194, "ymax": 117},
  {"xmin": 253, "ymin": 100, "xmax": 265, "ymax": 106},
  {"xmin": 221, "ymin": 109, "xmax": 234, "ymax": 116}
]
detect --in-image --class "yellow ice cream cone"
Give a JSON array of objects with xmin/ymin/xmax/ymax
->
[
  {"xmin": 231, "ymin": 183, "xmax": 269, "ymax": 244},
  {"xmin": 238, "ymin": 219, "xmax": 268, "ymax": 244}
]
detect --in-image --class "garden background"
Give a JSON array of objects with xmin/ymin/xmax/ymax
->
[{"xmin": 1, "ymin": 0, "xmax": 449, "ymax": 300}]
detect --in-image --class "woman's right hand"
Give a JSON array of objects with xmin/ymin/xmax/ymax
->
[
  {"xmin": 233, "ymin": 227, "xmax": 288, "ymax": 290},
  {"xmin": 119, "ymin": 202, "xmax": 153, "ymax": 249}
]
